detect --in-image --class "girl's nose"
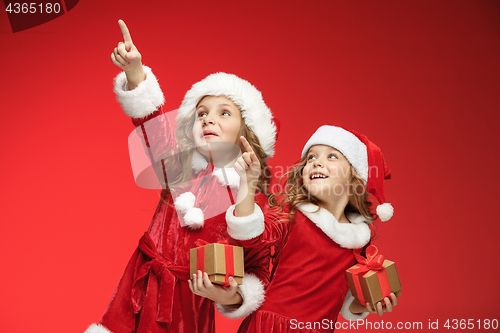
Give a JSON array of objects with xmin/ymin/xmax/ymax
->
[
  {"xmin": 202, "ymin": 116, "xmax": 215, "ymax": 126},
  {"xmin": 313, "ymin": 159, "xmax": 323, "ymax": 167}
]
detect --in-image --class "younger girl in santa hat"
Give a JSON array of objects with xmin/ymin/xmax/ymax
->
[
  {"xmin": 193, "ymin": 125, "xmax": 398, "ymax": 332},
  {"xmin": 85, "ymin": 20, "xmax": 277, "ymax": 333}
]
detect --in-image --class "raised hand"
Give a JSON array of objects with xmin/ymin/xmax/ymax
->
[
  {"xmin": 233, "ymin": 136, "xmax": 261, "ymax": 217},
  {"xmin": 110, "ymin": 19, "xmax": 145, "ymax": 89},
  {"xmin": 234, "ymin": 136, "xmax": 261, "ymax": 188}
]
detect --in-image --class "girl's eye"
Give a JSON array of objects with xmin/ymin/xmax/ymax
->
[
  {"xmin": 307, "ymin": 155, "xmax": 316, "ymax": 161},
  {"xmin": 221, "ymin": 111, "xmax": 231, "ymax": 116},
  {"xmin": 197, "ymin": 112, "xmax": 207, "ymax": 118},
  {"xmin": 328, "ymin": 154, "xmax": 338, "ymax": 159}
]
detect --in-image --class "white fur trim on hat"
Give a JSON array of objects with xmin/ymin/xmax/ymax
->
[
  {"xmin": 226, "ymin": 204, "xmax": 265, "ymax": 240},
  {"xmin": 178, "ymin": 73, "xmax": 276, "ymax": 158},
  {"xmin": 215, "ymin": 273, "xmax": 265, "ymax": 319},
  {"xmin": 297, "ymin": 203, "xmax": 371, "ymax": 249},
  {"xmin": 340, "ymin": 290, "xmax": 369, "ymax": 321},
  {"xmin": 114, "ymin": 66, "xmax": 165, "ymax": 119},
  {"xmin": 301, "ymin": 126, "xmax": 369, "ymax": 182},
  {"xmin": 84, "ymin": 324, "xmax": 113, "ymax": 333},
  {"xmin": 376, "ymin": 203, "xmax": 394, "ymax": 222}
]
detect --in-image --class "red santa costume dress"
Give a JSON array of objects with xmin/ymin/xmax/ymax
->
[
  {"xmin": 220, "ymin": 125, "xmax": 394, "ymax": 333},
  {"xmin": 85, "ymin": 67, "xmax": 278, "ymax": 333}
]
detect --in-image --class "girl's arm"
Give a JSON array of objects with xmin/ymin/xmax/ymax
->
[
  {"xmin": 228, "ymin": 136, "xmax": 290, "ymax": 246},
  {"xmin": 188, "ymin": 138, "xmax": 280, "ymax": 317},
  {"xmin": 111, "ymin": 19, "xmax": 165, "ymax": 121},
  {"xmin": 111, "ymin": 19, "xmax": 145, "ymax": 90},
  {"xmin": 188, "ymin": 137, "xmax": 263, "ymax": 302},
  {"xmin": 110, "ymin": 20, "xmax": 180, "ymax": 186},
  {"xmin": 234, "ymin": 136, "xmax": 261, "ymax": 217}
]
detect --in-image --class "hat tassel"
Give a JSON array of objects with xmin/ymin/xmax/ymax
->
[{"xmin": 376, "ymin": 203, "xmax": 394, "ymax": 222}]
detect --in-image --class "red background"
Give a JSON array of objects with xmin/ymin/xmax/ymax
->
[{"xmin": 1, "ymin": 1, "xmax": 499, "ymax": 332}]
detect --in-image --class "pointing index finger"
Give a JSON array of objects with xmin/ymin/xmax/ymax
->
[
  {"xmin": 240, "ymin": 136, "xmax": 254, "ymax": 154},
  {"xmin": 118, "ymin": 19, "xmax": 133, "ymax": 44}
]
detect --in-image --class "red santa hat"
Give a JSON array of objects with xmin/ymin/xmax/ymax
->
[
  {"xmin": 178, "ymin": 72, "xmax": 278, "ymax": 159},
  {"xmin": 301, "ymin": 125, "xmax": 394, "ymax": 222}
]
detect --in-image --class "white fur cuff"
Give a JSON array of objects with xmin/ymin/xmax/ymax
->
[
  {"xmin": 114, "ymin": 65, "xmax": 165, "ymax": 119},
  {"xmin": 84, "ymin": 324, "xmax": 112, "ymax": 333},
  {"xmin": 226, "ymin": 204, "xmax": 265, "ymax": 240},
  {"xmin": 215, "ymin": 273, "xmax": 265, "ymax": 319},
  {"xmin": 340, "ymin": 290, "xmax": 369, "ymax": 321}
]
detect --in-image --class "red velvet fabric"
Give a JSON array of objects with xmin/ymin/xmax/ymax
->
[{"xmin": 239, "ymin": 311, "xmax": 320, "ymax": 333}]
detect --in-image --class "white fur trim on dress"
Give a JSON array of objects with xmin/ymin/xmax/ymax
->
[
  {"xmin": 340, "ymin": 290, "xmax": 369, "ymax": 321},
  {"xmin": 376, "ymin": 203, "xmax": 394, "ymax": 222},
  {"xmin": 213, "ymin": 168, "xmax": 240, "ymax": 188},
  {"xmin": 297, "ymin": 203, "xmax": 371, "ymax": 249},
  {"xmin": 226, "ymin": 204, "xmax": 265, "ymax": 240},
  {"xmin": 301, "ymin": 126, "xmax": 369, "ymax": 182},
  {"xmin": 191, "ymin": 149, "xmax": 240, "ymax": 187},
  {"xmin": 215, "ymin": 273, "xmax": 265, "ymax": 319},
  {"xmin": 191, "ymin": 150, "xmax": 209, "ymax": 173},
  {"xmin": 84, "ymin": 324, "xmax": 112, "ymax": 333},
  {"xmin": 177, "ymin": 73, "xmax": 277, "ymax": 158},
  {"xmin": 114, "ymin": 65, "xmax": 165, "ymax": 119}
]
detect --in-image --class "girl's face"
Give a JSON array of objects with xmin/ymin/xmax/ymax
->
[
  {"xmin": 302, "ymin": 145, "xmax": 352, "ymax": 202},
  {"xmin": 192, "ymin": 96, "xmax": 242, "ymax": 148}
]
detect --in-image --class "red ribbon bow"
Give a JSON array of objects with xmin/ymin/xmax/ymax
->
[
  {"xmin": 132, "ymin": 233, "xmax": 190, "ymax": 323},
  {"xmin": 351, "ymin": 245, "xmax": 385, "ymax": 275},
  {"xmin": 195, "ymin": 238, "xmax": 231, "ymax": 247}
]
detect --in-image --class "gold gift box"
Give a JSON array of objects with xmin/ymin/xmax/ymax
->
[
  {"xmin": 190, "ymin": 243, "xmax": 244, "ymax": 285},
  {"xmin": 346, "ymin": 259, "xmax": 402, "ymax": 307}
]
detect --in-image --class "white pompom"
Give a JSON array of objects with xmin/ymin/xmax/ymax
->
[
  {"xmin": 174, "ymin": 192, "xmax": 196, "ymax": 213},
  {"xmin": 376, "ymin": 203, "xmax": 394, "ymax": 222},
  {"xmin": 184, "ymin": 207, "xmax": 205, "ymax": 229}
]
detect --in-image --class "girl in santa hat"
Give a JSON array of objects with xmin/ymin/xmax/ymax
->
[
  {"xmin": 85, "ymin": 20, "xmax": 277, "ymax": 333},
  {"xmin": 192, "ymin": 126, "xmax": 398, "ymax": 332}
]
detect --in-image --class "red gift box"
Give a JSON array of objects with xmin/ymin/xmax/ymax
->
[{"xmin": 346, "ymin": 245, "xmax": 402, "ymax": 307}]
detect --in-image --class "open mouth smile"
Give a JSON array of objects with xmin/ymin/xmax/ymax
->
[{"xmin": 310, "ymin": 172, "xmax": 328, "ymax": 180}]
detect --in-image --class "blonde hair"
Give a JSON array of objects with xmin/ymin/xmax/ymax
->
[
  {"xmin": 269, "ymin": 152, "xmax": 375, "ymax": 223},
  {"xmin": 158, "ymin": 99, "xmax": 271, "ymax": 196}
]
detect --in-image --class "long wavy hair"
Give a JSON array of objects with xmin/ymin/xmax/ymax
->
[
  {"xmin": 159, "ymin": 102, "xmax": 271, "ymax": 197},
  {"xmin": 269, "ymin": 151, "xmax": 375, "ymax": 223}
]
